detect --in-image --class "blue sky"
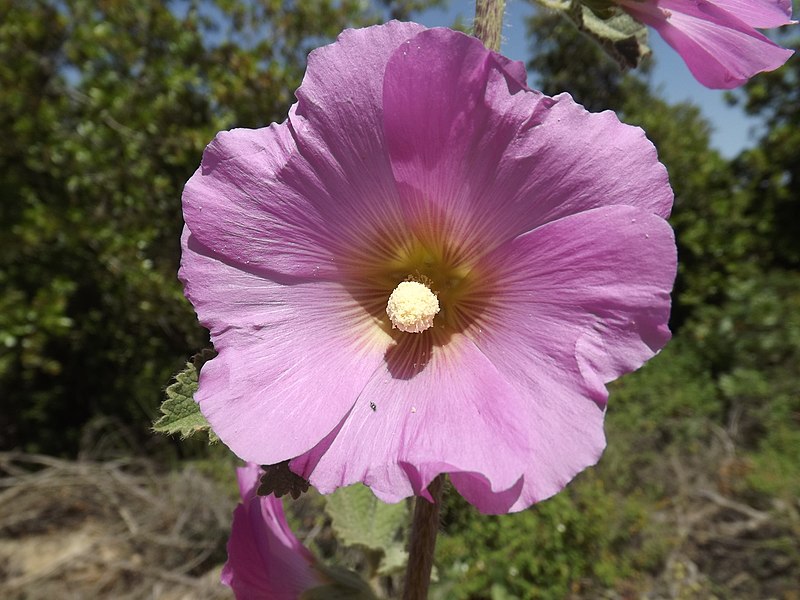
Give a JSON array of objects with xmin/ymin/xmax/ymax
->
[{"xmin": 414, "ymin": 0, "xmax": 772, "ymax": 158}]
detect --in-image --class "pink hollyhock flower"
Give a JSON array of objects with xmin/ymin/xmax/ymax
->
[
  {"xmin": 180, "ymin": 22, "xmax": 677, "ymax": 514},
  {"xmin": 222, "ymin": 463, "xmax": 325, "ymax": 598},
  {"xmin": 618, "ymin": 0, "xmax": 795, "ymax": 88}
]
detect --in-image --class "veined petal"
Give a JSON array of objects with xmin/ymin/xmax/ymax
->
[
  {"xmin": 469, "ymin": 205, "xmax": 676, "ymax": 510},
  {"xmin": 291, "ymin": 20, "xmax": 424, "ymax": 185},
  {"xmin": 284, "ymin": 21, "xmax": 426, "ymax": 260},
  {"xmin": 182, "ymin": 23, "xmax": 429, "ymax": 281},
  {"xmin": 181, "ymin": 231, "xmax": 389, "ymax": 465},
  {"xmin": 621, "ymin": 0, "xmax": 794, "ymax": 89},
  {"xmin": 291, "ymin": 333, "xmax": 531, "ymax": 507},
  {"xmin": 700, "ymin": 0, "xmax": 794, "ymax": 28},
  {"xmin": 476, "ymin": 204, "xmax": 676, "ymax": 405},
  {"xmin": 382, "ymin": 28, "xmax": 672, "ymax": 258},
  {"xmin": 183, "ymin": 123, "xmax": 343, "ymax": 278}
]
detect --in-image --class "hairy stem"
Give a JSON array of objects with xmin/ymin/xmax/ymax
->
[
  {"xmin": 474, "ymin": 0, "xmax": 506, "ymax": 52},
  {"xmin": 402, "ymin": 475, "xmax": 446, "ymax": 600}
]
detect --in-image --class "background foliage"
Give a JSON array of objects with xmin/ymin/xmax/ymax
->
[{"xmin": 1, "ymin": 1, "xmax": 797, "ymax": 598}]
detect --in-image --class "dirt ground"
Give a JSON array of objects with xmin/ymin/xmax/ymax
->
[
  {"xmin": 0, "ymin": 452, "xmax": 233, "ymax": 599},
  {"xmin": 2, "ymin": 449, "xmax": 798, "ymax": 599}
]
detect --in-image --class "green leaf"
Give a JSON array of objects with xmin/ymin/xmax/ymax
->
[
  {"xmin": 568, "ymin": 4, "xmax": 651, "ymax": 69},
  {"xmin": 533, "ymin": 0, "xmax": 572, "ymax": 10},
  {"xmin": 377, "ymin": 543, "xmax": 409, "ymax": 576},
  {"xmin": 153, "ymin": 350, "xmax": 217, "ymax": 442},
  {"xmin": 325, "ymin": 484, "xmax": 408, "ymax": 554},
  {"xmin": 579, "ymin": 0, "xmax": 617, "ymax": 19}
]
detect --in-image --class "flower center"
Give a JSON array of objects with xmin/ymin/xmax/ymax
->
[{"xmin": 386, "ymin": 280, "xmax": 440, "ymax": 333}]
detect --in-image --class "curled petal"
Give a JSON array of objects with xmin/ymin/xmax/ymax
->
[
  {"xmin": 620, "ymin": 0, "xmax": 794, "ymax": 89},
  {"xmin": 222, "ymin": 463, "xmax": 324, "ymax": 599}
]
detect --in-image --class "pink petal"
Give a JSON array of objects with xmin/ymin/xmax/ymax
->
[
  {"xmin": 283, "ymin": 21, "xmax": 427, "ymax": 259},
  {"xmin": 222, "ymin": 464, "xmax": 323, "ymax": 598},
  {"xmin": 182, "ymin": 123, "xmax": 344, "ymax": 278},
  {"xmin": 622, "ymin": 0, "xmax": 794, "ymax": 89},
  {"xmin": 470, "ymin": 205, "xmax": 676, "ymax": 510},
  {"xmin": 182, "ymin": 24, "xmax": 428, "ymax": 281},
  {"xmin": 382, "ymin": 28, "xmax": 672, "ymax": 258},
  {"xmin": 703, "ymin": 0, "xmax": 794, "ymax": 28},
  {"xmin": 290, "ymin": 332, "xmax": 533, "ymax": 508},
  {"xmin": 291, "ymin": 20, "xmax": 424, "ymax": 185},
  {"xmin": 448, "ymin": 472, "xmax": 525, "ymax": 514},
  {"xmin": 180, "ymin": 231, "xmax": 389, "ymax": 465}
]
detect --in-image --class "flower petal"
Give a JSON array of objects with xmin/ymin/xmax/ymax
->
[
  {"xmin": 181, "ymin": 231, "xmax": 389, "ymax": 465},
  {"xmin": 284, "ymin": 21, "xmax": 427, "ymax": 261},
  {"xmin": 182, "ymin": 123, "xmax": 346, "ymax": 278},
  {"xmin": 469, "ymin": 205, "xmax": 676, "ymax": 510},
  {"xmin": 183, "ymin": 23, "xmax": 429, "ymax": 280},
  {"xmin": 290, "ymin": 333, "xmax": 532, "ymax": 508},
  {"xmin": 382, "ymin": 28, "xmax": 672, "ymax": 257},
  {"xmin": 291, "ymin": 20, "xmax": 424, "ymax": 187},
  {"xmin": 621, "ymin": 0, "xmax": 794, "ymax": 89},
  {"xmin": 477, "ymin": 204, "xmax": 676, "ymax": 405},
  {"xmin": 222, "ymin": 463, "xmax": 323, "ymax": 598},
  {"xmin": 700, "ymin": 0, "xmax": 794, "ymax": 28}
]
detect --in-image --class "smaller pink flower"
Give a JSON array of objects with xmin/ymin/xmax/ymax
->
[
  {"xmin": 619, "ymin": 0, "xmax": 795, "ymax": 88},
  {"xmin": 222, "ymin": 463, "xmax": 325, "ymax": 599}
]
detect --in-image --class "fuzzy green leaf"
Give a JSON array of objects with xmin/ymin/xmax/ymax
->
[
  {"xmin": 377, "ymin": 543, "xmax": 409, "ymax": 576},
  {"xmin": 533, "ymin": 0, "xmax": 650, "ymax": 69},
  {"xmin": 325, "ymin": 484, "xmax": 408, "ymax": 554},
  {"xmin": 575, "ymin": 5, "xmax": 650, "ymax": 69},
  {"xmin": 533, "ymin": 0, "xmax": 572, "ymax": 10},
  {"xmin": 153, "ymin": 352, "xmax": 217, "ymax": 442}
]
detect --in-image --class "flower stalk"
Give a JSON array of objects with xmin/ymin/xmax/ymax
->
[
  {"xmin": 473, "ymin": 0, "xmax": 506, "ymax": 52},
  {"xmin": 402, "ymin": 475, "xmax": 446, "ymax": 600}
]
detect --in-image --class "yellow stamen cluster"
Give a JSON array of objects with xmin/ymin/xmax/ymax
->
[{"xmin": 386, "ymin": 280, "xmax": 440, "ymax": 333}]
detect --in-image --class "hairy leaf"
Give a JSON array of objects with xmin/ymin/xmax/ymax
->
[
  {"xmin": 576, "ymin": 5, "xmax": 650, "ymax": 69},
  {"xmin": 325, "ymin": 484, "xmax": 408, "ymax": 555},
  {"xmin": 377, "ymin": 543, "xmax": 409, "ymax": 576},
  {"xmin": 153, "ymin": 351, "xmax": 217, "ymax": 442}
]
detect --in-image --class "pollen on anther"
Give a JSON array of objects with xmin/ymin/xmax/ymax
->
[{"xmin": 386, "ymin": 280, "xmax": 440, "ymax": 333}]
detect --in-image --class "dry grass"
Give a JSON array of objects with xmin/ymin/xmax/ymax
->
[
  {"xmin": 1, "ymin": 424, "xmax": 796, "ymax": 599},
  {"xmin": 0, "ymin": 452, "xmax": 234, "ymax": 599}
]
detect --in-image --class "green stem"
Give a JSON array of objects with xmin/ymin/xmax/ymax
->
[
  {"xmin": 473, "ymin": 0, "xmax": 507, "ymax": 52},
  {"xmin": 402, "ymin": 475, "xmax": 446, "ymax": 600}
]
